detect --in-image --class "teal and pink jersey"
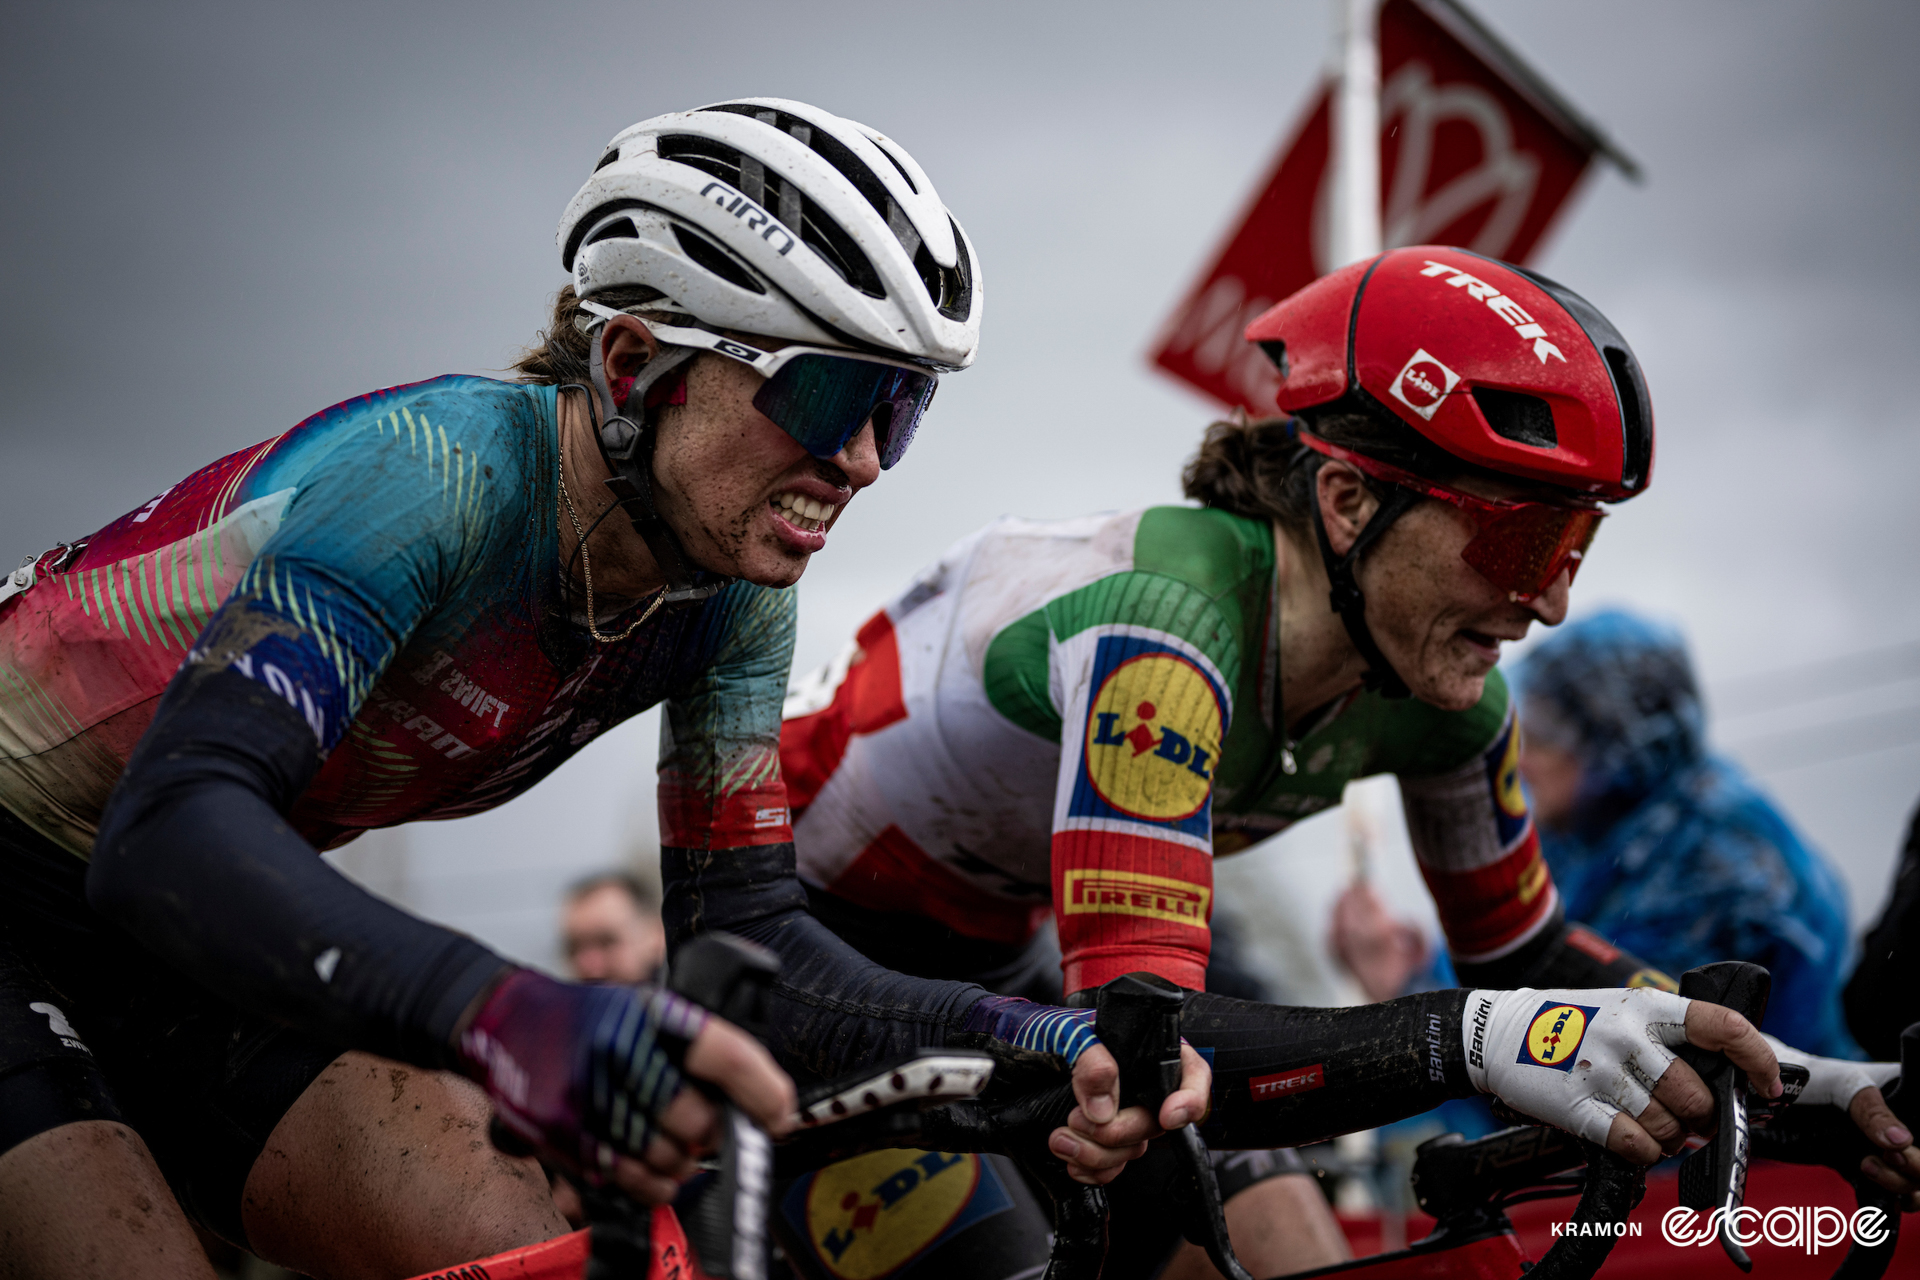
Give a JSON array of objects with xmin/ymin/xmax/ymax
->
[
  {"xmin": 0, "ymin": 375, "xmax": 793, "ymax": 862},
  {"xmin": 780, "ymin": 506, "xmax": 1554, "ymax": 994}
]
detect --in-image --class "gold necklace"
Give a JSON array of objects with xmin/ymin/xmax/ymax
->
[{"xmin": 558, "ymin": 440, "xmax": 666, "ymax": 644}]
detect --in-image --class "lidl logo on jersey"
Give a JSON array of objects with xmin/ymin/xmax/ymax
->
[
  {"xmin": 1481, "ymin": 716, "xmax": 1531, "ymax": 847},
  {"xmin": 1518, "ymin": 1001, "xmax": 1597, "ymax": 1072},
  {"xmin": 1070, "ymin": 634, "xmax": 1228, "ymax": 840},
  {"xmin": 791, "ymin": 1147, "xmax": 1011, "ymax": 1279},
  {"xmin": 1062, "ymin": 869, "xmax": 1211, "ymax": 926}
]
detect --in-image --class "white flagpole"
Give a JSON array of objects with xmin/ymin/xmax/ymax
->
[{"xmin": 1332, "ymin": 0, "xmax": 1383, "ymax": 266}]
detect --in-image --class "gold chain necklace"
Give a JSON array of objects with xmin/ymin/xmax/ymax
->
[{"xmin": 558, "ymin": 442, "xmax": 666, "ymax": 644}]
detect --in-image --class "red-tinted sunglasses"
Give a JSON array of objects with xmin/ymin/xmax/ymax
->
[{"xmin": 1298, "ymin": 431, "xmax": 1604, "ymax": 602}]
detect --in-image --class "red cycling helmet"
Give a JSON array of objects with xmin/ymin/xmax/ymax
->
[
  {"xmin": 1240, "ymin": 248, "xmax": 1655, "ymax": 701},
  {"xmin": 1245, "ymin": 246, "xmax": 1653, "ymax": 500}
]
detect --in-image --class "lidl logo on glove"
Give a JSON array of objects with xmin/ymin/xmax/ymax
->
[
  {"xmin": 1070, "ymin": 634, "xmax": 1227, "ymax": 839},
  {"xmin": 1519, "ymin": 1001, "xmax": 1597, "ymax": 1072}
]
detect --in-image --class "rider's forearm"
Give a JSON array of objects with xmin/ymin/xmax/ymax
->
[
  {"xmin": 661, "ymin": 841, "xmax": 989, "ymax": 1085},
  {"xmin": 1451, "ymin": 907, "xmax": 1674, "ymax": 992},
  {"xmin": 91, "ymin": 667, "xmax": 510, "ymax": 1068},
  {"xmin": 1183, "ymin": 989, "xmax": 1474, "ymax": 1149}
]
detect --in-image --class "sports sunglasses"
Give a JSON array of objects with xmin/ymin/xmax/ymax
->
[
  {"xmin": 1297, "ymin": 431, "xmax": 1604, "ymax": 603},
  {"xmin": 640, "ymin": 320, "xmax": 936, "ymax": 470}
]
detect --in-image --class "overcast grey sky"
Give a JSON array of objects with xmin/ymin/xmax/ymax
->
[{"xmin": 4, "ymin": 1, "xmax": 1916, "ymax": 962}]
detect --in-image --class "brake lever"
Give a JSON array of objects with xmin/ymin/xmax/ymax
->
[
  {"xmin": 1674, "ymin": 961, "xmax": 1773, "ymax": 1273},
  {"xmin": 666, "ymin": 933, "xmax": 782, "ymax": 1280},
  {"xmin": 1097, "ymin": 974, "xmax": 1252, "ymax": 1280}
]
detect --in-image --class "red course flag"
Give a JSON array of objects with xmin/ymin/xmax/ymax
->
[{"xmin": 1149, "ymin": 0, "xmax": 1637, "ymax": 414}]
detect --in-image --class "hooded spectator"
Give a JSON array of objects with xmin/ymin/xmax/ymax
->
[{"xmin": 1513, "ymin": 609, "xmax": 1862, "ymax": 1058}]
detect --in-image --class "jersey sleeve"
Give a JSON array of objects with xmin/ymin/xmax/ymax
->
[
  {"xmin": 656, "ymin": 584, "xmax": 991, "ymax": 1082},
  {"xmin": 657, "ymin": 583, "xmax": 797, "ymax": 850},
  {"xmin": 191, "ymin": 395, "xmax": 500, "ymax": 754},
  {"xmin": 1045, "ymin": 576, "xmax": 1241, "ymax": 994},
  {"xmin": 1393, "ymin": 673, "xmax": 1559, "ymax": 966},
  {"xmin": 87, "ymin": 386, "xmax": 536, "ymax": 1066}
]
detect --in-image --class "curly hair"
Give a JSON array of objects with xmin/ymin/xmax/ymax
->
[{"xmin": 1181, "ymin": 398, "xmax": 1528, "ymax": 536}]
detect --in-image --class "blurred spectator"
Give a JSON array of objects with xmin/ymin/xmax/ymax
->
[
  {"xmin": 1845, "ymin": 800, "xmax": 1920, "ymax": 1059},
  {"xmin": 1513, "ymin": 609, "xmax": 1862, "ymax": 1059},
  {"xmin": 551, "ymin": 869, "xmax": 669, "ymax": 1228},
  {"xmin": 562, "ymin": 870, "xmax": 665, "ymax": 986}
]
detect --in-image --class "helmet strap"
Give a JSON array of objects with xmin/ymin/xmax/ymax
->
[
  {"xmin": 1309, "ymin": 476, "xmax": 1422, "ymax": 700},
  {"xmin": 566, "ymin": 334, "xmax": 728, "ymax": 607}
]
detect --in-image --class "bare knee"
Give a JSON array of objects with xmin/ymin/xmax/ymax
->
[
  {"xmin": 242, "ymin": 1052, "xmax": 566, "ymax": 1279},
  {"xmin": 0, "ymin": 1120, "xmax": 216, "ymax": 1280}
]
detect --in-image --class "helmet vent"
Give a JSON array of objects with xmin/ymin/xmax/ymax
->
[
  {"xmin": 1604, "ymin": 346, "xmax": 1652, "ymax": 491},
  {"xmin": 594, "ymin": 148, "xmax": 621, "ymax": 173},
  {"xmin": 583, "ymin": 217, "xmax": 639, "ymax": 249},
  {"xmin": 671, "ymin": 225, "xmax": 766, "ymax": 295},
  {"xmin": 914, "ymin": 219, "xmax": 973, "ymax": 320},
  {"xmin": 1258, "ymin": 341, "xmax": 1290, "ymax": 377},
  {"xmin": 702, "ymin": 103, "xmax": 930, "ymax": 289},
  {"xmin": 658, "ymin": 132, "xmax": 885, "ymax": 299},
  {"xmin": 1472, "ymin": 387, "xmax": 1558, "ymax": 450},
  {"xmin": 871, "ymin": 141, "xmax": 920, "ymax": 194}
]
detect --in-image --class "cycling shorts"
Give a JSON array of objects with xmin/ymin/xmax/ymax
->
[{"xmin": 0, "ymin": 806, "xmax": 340, "ymax": 1247}]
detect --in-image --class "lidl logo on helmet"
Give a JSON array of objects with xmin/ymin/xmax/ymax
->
[
  {"xmin": 1390, "ymin": 349, "xmax": 1460, "ymax": 421},
  {"xmin": 1519, "ymin": 1001, "xmax": 1598, "ymax": 1072}
]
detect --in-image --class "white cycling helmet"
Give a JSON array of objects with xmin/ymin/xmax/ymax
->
[{"xmin": 559, "ymin": 98, "xmax": 981, "ymax": 371}]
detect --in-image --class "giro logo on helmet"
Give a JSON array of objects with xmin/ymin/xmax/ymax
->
[
  {"xmin": 699, "ymin": 180, "xmax": 798, "ymax": 256},
  {"xmin": 1417, "ymin": 259, "xmax": 1567, "ymax": 365},
  {"xmin": 1390, "ymin": 348, "xmax": 1460, "ymax": 421}
]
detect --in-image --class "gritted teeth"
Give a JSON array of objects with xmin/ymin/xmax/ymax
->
[{"xmin": 773, "ymin": 491, "xmax": 839, "ymax": 533}]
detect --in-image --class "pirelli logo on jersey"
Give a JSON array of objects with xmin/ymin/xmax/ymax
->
[
  {"xmin": 1068, "ymin": 633, "xmax": 1229, "ymax": 841},
  {"xmin": 1062, "ymin": 869, "xmax": 1211, "ymax": 926}
]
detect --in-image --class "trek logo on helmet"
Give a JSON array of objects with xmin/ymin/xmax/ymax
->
[
  {"xmin": 1389, "ymin": 348, "xmax": 1460, "ymax": 421},
  {"xmin": 1417, "ymin": 260, "xmax": 1567, "ymax": 365}
]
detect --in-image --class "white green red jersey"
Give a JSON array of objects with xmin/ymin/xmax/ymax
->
[{"xmin": 781, "ymin": 506, "xmax": 1554, "ymax": 994}]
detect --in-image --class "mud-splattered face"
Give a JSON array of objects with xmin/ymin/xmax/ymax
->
[
  {"xmin": 1321, "ymin": 462, "xmax": 1571, "ymax": 712},
  {"xmin": 650, "ymin": 351, "xmax": 881, "ymax": 589},
  {"xmin": 596, "ymin": 315, "xmax": 883, "ymax": 590}
]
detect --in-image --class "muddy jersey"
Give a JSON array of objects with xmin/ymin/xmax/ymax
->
[
  {"xmin": 782, "ymin": 507, "xmax": 1552, "ymax": 993},
  {"xmin": 0, "ymin": 375, "xmax": 791, "ymax": 861}
]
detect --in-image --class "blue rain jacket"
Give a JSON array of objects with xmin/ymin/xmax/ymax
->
[{"xmin": 1512, "ymin": 610, "xmax": 1862, "ymax": 1059}]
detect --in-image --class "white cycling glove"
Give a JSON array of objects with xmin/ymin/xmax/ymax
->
[
  {"xmin": 1462, "ymin": 987, "xmax": 1694, "ymax": 1147},
  {"xmin": 1760, "ymin": 1033, "xmax": 1900, "ymax": 1110}
]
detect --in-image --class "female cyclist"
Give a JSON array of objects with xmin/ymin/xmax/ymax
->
[
  {"xmin": 768, "ymin": 248, "xmax": 1920, "ymax": 1277},
  {"xmin": 0, "ymin": 99, "xmax": 1185, "ymax": 1280}
]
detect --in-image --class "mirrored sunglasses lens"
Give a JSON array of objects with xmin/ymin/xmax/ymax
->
[
  {"xmin": 754, "ymin": 354, "xmax": 935, "ymax": 466},
  {"xmin": 1460, "ymin": 506, "xmax": 1603, "ymax": 599},
  {"xmin": 875, "ymin": 375, "xmax": 936, "ymax": 470}
]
